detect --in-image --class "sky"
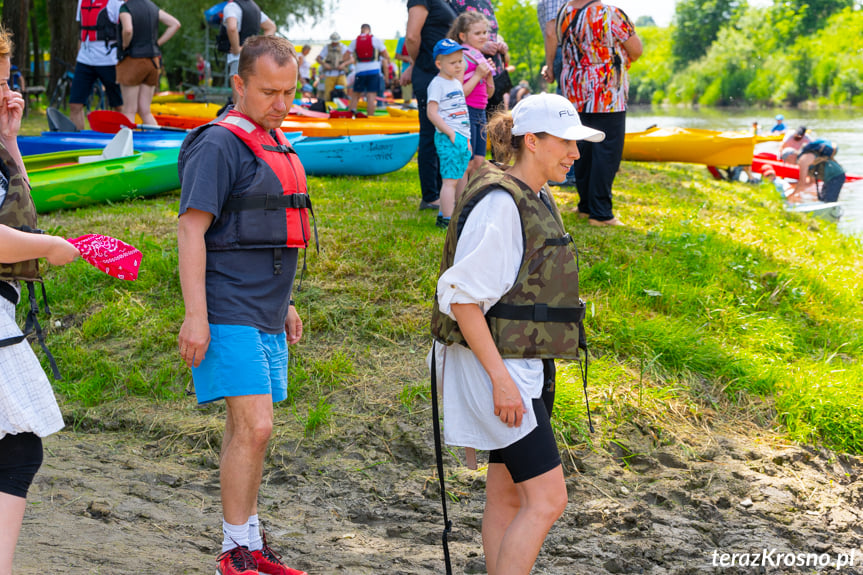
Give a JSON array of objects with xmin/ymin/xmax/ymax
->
[{"xmin": 287, "ymin": 0, "xmax": 772, "ymax": 43}]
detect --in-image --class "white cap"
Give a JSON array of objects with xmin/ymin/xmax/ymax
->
[{"xmin": 511, "ymin": 93, "xmax": 605, "ymax": 142}]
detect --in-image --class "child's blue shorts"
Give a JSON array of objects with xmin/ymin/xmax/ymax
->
[
  {"xmin": 435, "ymin": 131, "xmax": 472, "ymax": 180},
  {"xmin": 192, "ymin": 324, "xmax": 288, "ymax": 404}
]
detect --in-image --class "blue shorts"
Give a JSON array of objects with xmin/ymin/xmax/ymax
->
[
  {"xmin": 435, "ymin": 131, "xmax": 472, "ymax": 180},
  {"xmin": 192, "ymin": 324, "xmax": 289, "ymax": 404},
  {"xmin": 468, "ymin": 106, "xmax": 487, "ymax": 158},
  {"xmin": 353, "ymin": 72, "xmax": 382, "ymax": 94},
  {"xmin": 70, "ymin": 62, "xmax": 123, "ymax": 107}
]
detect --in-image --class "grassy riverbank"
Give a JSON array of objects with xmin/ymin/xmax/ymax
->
[{"xmin": 20, "ymin": 114, "xmax": 863, "ymax": 455}]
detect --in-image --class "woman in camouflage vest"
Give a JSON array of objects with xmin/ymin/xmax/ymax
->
[
  {"xmin": 0, "ymin": 24, "xmax": 80, "ymax": 575},
  {"xmin": 430, "ymin": 93, "xmax": 603, "ymax": 574}
]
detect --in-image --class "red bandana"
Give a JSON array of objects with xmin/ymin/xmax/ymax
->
[{"xmin": 68, "ymin": 234, "xmax": 142, "ymax": 281}]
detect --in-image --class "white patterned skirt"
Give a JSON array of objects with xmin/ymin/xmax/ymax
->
[{"xmin": 0, "ymin": 281, "xmax": 64, "ymax": 439}]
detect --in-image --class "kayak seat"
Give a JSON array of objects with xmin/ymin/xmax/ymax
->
[
  {"xmin": 47, "ymin": 107, "xmax": 78, "ymax": 132},
  {"xmin": 79, "ymin": 127, "xmax": 135, "ymax": 164}
]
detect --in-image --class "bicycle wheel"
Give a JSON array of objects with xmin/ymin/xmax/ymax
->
[{"xmin": 50, "ymin": 80, "xmax": 67, "ymax": 110}]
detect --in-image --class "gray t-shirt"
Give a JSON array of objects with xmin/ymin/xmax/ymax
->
[
  {"xmin": 428, "ymin": 75, "xmax": 470, "ymax": 139},
  {"xmin": 179, "ymin": 125, "xmax": 298, "ymax": 334}
]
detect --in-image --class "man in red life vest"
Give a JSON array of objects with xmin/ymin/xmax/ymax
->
[
  {"xmin": 71, "ymin": 0, "xmax": 124, "ymax": 130},
  {"xmin": 177, "ymin": 35, "xmax": 309, "ymax": 575},
  {"xmin": 341, "ymin": 24, "xmax": 390, "ymax": 117}
]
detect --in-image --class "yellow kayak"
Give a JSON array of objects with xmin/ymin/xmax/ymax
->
[
  {"xmin": 623, "ymin": 127, "xmax": 774, "ymax": 167},
  {"xmin": 150, "ymin": 102, "xmax": 224, "ymax": 118},
  {"xmin": 387, "ymin": 106, "xmax": 419, "ymax": 118}
]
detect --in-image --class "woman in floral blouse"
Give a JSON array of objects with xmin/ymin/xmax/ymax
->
[{"xmin": 549, "ymin": 0, "xmax": 641, "ymax": 227}]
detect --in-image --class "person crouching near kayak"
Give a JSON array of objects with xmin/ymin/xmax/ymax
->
[
  {"xmin": 430, "ymin": 93, "xmax": 604, "ymax": 574},
  {"xmin": 0, "ymin": 24, "xmax": 81, "ymax": 575},
  {"xmin": 177, "ymin": 35, "xmax": 310, "ymax": 575},
  {"xmin": 786, "ymin": 140, "xmax": 846, "ymax": 204}
]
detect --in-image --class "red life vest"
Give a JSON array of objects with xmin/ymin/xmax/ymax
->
[
  {"xmin": 213, "ymin": 110, "xmax": 312, "ymax": 251},
  {"xmin": 355, "ymin": 34, "xmax": 377, "ymax": 62},
  {"xmin": 79, "ymin": 0, "xmax": 115, "ymax": 43}
]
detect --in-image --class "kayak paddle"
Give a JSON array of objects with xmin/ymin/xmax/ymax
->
[{"xmin": 88, "ymin": 110, "xmax": 189, "ymax": 134}]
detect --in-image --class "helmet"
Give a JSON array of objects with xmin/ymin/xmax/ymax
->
[{"xmin": 775, "ymin": 114, "xmax": 784, "ymax": 121}]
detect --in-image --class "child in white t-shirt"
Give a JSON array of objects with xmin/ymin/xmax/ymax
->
[{"xmin": 427, "ymin": 38, "xmax": 472, "ymax": 229}]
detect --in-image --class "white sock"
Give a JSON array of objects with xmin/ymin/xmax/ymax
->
[
  {"xmin": 221, "ymin": 519, "xmax": 250, "ymax": 553},
  {"xmin": 248, "ymin": 514, "xmax": 263, "ymax": 552}
]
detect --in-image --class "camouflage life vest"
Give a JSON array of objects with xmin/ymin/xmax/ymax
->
[
  {"xmin": 0, "ymin": 142, "xmax": 41, "ymax": 283},
  {"xmin": 0, "ymin": 143, "xmax": 61, "ymax": 378},
  {"xmin": 431, "ymin": 162, "xmax": 586, "ymax": 360}
]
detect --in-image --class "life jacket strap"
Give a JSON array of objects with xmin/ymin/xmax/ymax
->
[
  {"xmin": 544, "ymin": 233, "xmax": 573, "ymax": 246},
  {"xmin": 262, "ymin": 143, "xmax": 297, "ymax": 155},
  {"xmin": 273, "ymin": 247, "xmax": 283, "ymax": 276},
  {"xmin": 485, "ymin": 301, "xmax": 586, "ymax": 323},
  {"xmin": 430, "ymin": 348, "xmax": 454, "ymax": 575},
  {"xmin": 0, "ymin": 281, "xmax": 61, "ymax": 379},
  {"xmin": 222, "ymin": 193, "xmax": 312, "ymax": 211},
  {"xmin": 0, "ymin": 281, "xmax": 18, "ymax": 305}
]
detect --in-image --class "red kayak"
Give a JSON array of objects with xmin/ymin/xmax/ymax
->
[{"xmin": 752, "ymin": 152, "xmax": 862, "ymax": 182}]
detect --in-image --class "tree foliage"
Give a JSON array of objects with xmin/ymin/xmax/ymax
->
[
  {"xmin": 626, "ymin": 2, "xmax": 863, "ymax": 107},
  {"xmin": 671, "ymin": 0, "xmax": 744, "ymax": 71},
  {"xmin": 493, "ymin": 0, "xmax": 544, "ymax": 89},
  {"xmin": 0, "ymin": 0, "xmax": 328, "ymax": 91}
]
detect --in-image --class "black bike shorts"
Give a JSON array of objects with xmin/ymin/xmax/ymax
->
[
  {"xmin": 488, "ymin": 360, "xmax": 561, "ymax": 483},
  {"xmin": 0, "ymin": 432, "xmax": 44, "ymax": 498}
]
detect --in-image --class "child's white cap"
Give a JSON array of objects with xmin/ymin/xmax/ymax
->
[{"xmin": 511, "ymin": 93, "xmax": 605, "ymax": 142}]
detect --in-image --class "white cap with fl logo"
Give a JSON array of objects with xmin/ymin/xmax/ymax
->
[{"xmin": 511, "ymin": 93, "xmax": 605, "ymax": 142}]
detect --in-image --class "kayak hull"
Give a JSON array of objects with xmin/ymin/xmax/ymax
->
[
  {"xmin": 753, "ymin": 151, "xmax": 863, "ymax": 182},
  {"xmin": 25, "ymin": 148, "xmax": 180, "ymax": 213},
  {"xmin": 294, "ymin": 133, "xmax": 419, "ymax": 176},
  {"xmin": 623, "ymin": 127, "xmax": 758, "ymax": 167},
  {"xmin": 21, "ymin": 131, "xmax": 417, "ymax": 178},
  {"xmin": 18, "ymin": 131, "xmax": 187, "ymax": 155}
]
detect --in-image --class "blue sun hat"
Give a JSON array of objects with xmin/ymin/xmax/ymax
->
[
  {"xmin": 433, "ymin": 38, "xmax": 464, "ymax": 60},
  {"xmin": 775, "ymin": 114, "xmax": 785, "ymax": 121}
]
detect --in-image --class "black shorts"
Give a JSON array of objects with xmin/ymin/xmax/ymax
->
[
  {"xmin": 70, "ymin": 62, "xmax": 123, "ymax": 107},
  {"xmin": 488, "ymin": 360, "xmax": 561, "ymax": 483},
  {"xmin": 0, "ymin": 432, "xmax": 43, "ymax": 498}
]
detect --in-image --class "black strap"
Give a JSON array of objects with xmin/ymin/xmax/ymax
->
[
  {"xmin": 486, "ymin": 301, "xmax": 586, "ymax": 323},
  {"xmin": 262, "ymin": 143, "xmax": 298, "ymax": 155},
  {"xmin": 557, "ymin": 0, "xmax": 600, "ymax": 49},
  {"xmin": 0, "ymin": 282, "xmax": 24, "ymax": 348},
  {"xmin": 545, "ymin": 234, "xmax": 573, "ymax": 246},
  {"xmin": 273, "ymin": 247, "xmax": 283, "ymax": 276},
  {"xmin": 222, "ymin": 193, "xmax": 312, "ymax": 212},
  {"xmin": 0, "ymin": 281, "xmax": 18, "ymax": 305},
  {"xmin": 0, "ymin": 282, "xmax": 61, "ymax": 378},
  {"xmin": 430, "ymin": 350, "xmax": 454, "ymax": 575}
]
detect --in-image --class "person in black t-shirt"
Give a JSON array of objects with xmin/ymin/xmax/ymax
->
[{"xmin": 403, "ymin": 0, "xmax": 456, "ymax": 212}]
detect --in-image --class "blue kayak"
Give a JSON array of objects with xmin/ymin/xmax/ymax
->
[
  {"xmin": 19, "ymin": 131, "xmax": 419, "ymax": 177},
  {"xmin": 18, "ymin": 130, "xmax": 187, "ymax": 154}
]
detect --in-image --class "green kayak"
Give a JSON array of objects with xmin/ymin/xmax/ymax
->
[{"xmin": 26, "ymin": 148, "xmax": 180, "ymax": 213}]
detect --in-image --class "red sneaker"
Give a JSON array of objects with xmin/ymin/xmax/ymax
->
[
  {"xmin": 217, "ymin": 545, "xmax": 259, "ymax": 575},
  {"xmin": 251, "ymin": 532, "xmax": 307, "ymax": 575}
]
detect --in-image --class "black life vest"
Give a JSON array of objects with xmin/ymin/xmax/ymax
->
[
  {"xmin": 80, "ymin": 0, "xmax": 118, "ymax": 46},
  {"xmin": 178, "ymin": 109, "xmax": 315, "ymax": 275},
  {"xmin": 217, "ymin": 0, "xmax": 262, "ymax": 54},
  {"xmin": 118, "ymin": 0, "xmax": 160, "ymax": 60}
]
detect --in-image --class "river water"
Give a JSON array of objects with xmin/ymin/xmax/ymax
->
[{"xmin": 625, "ymin": 107, "xmax": 863, "ymax": 236}]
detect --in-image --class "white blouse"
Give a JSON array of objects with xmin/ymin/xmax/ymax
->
[{"xmin": 430, "ymin": 189, "xmax": 545, "ymax": 451}]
